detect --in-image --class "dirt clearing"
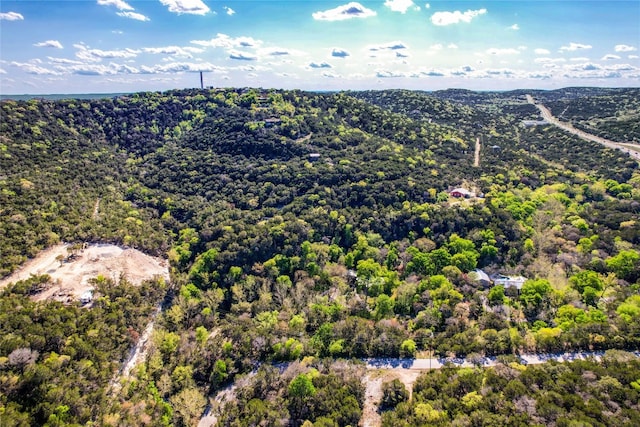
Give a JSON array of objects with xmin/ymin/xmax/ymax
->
[
  {"xmin": 360, "ymin": 369, "xmax": 422, "ymax": 427},
  {"xmin": 0, "ymin": 243, "xmax": 169, "ymax": 302}
]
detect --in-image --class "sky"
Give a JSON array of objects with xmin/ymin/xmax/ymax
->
[{"xmin": 1, "ymin": 0, "xmax": 639, "ymax": 94}]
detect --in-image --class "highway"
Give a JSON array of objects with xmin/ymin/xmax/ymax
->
[{"xmin": 526, "ymin": 94, "xmax": 640, "ymax": 162}]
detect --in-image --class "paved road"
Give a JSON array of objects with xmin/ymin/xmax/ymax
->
[
  {"xmin": 526, "ymin": 95, "xmax": 640, "ymax": 162},
  {"xmin": 364, "ymin": 350, "xmax": 640, "ymax": 370}
]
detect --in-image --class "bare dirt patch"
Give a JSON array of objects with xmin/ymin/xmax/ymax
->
[
  {"xmin": 0, "ymin": 243, "xmax": 169, "ymax": 302},
  {"xmin": 360, "ymin": 369, "xmax": 423, "ymax": 427}
]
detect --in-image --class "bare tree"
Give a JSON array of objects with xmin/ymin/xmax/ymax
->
[{"xmin": 8, "ymin": 348, "xmax": 39, "ymax": 370}]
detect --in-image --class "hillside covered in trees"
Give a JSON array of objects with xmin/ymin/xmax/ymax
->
[{"xmin": 1, "ymin": 87, "xmax": 640, "ymax": 426}]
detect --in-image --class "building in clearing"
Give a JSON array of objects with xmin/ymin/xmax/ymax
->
[
  {"xmin": 493, "ymin": 275, "xmax": 527, "ymax": 290},
  {"xmin": 470, "ymin": 269, "xmax": 491, "ymax": 288},
  {"xmin": 449, "ymin": 188, "xmax": 475, "ymax": 198}
]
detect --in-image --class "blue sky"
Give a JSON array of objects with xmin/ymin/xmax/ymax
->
[{"xmin": 1, "ymin": 0, "xmax": 638, "ymax": 94}]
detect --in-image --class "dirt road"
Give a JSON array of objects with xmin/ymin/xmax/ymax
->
[
  {"xmin": 473, "ymin": 137, "xmax": 480, "ymax": 167},
  {"xmin": 526, "ymin": 95, "xmax": 640, "ymax": 162},
  {"xmin": 109, "ymin": 304, "xmax": 162, "ymax": 395}
]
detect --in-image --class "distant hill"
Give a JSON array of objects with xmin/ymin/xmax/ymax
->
[{"xmin": 0, "ymin": 92, "xmax": 128, "ymax": 101}]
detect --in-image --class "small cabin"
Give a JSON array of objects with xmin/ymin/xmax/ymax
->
[{"xmin": 309, "ymin": 153, "xmax": 321, "ymax": 161}]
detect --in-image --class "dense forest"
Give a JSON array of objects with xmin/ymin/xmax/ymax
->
[{"xmin": 1, "ymin": 87, "xmax": 639, "ymax": 426}]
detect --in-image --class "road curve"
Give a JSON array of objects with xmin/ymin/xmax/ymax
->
[{"xmin": 526, "ymin": 94, "xmax": 640, "ymax": 162}]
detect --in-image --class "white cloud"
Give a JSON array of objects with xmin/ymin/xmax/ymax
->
[
  {"xmin": 567, "ymin": 62, "xmax": 601, "ymax": 71},
  {"xmin": 629, "ymin": 55, "xmax": 639, "ymax": 59},
  {"xmin": 559, "ymin": 42, "xmax": 592, "ymax": 52},
  {"xmin": 0, "ymin": 11, "xmax": 24, "ymax": 20},
  {"xmin": 331, "ymin": 48, "xmax": 350, "ymax": 58},
  {"xmin": 606, "ymin": 63, "xmax": 637, "ymax": 72},
  {"xmin": 431, "ymin": 9, "xmax": 486, "ymax": 26},
  {"xmin": 509, "ymin": 24, "xmax": 519, "ymax": 30},
  {"xmin": 143, "ymin": 46, "xmax": 203, "ymax": 57},
  {"xmin": 61, "ymin": 63, "xmax": 131, "ymax": 76},
  {"xmin": 447, "ymin": 44, "xmax": 459, "ymax": 49},
  {"xmin": 376, "ymin": 70, "xmax": 405, "ymax": 78},
  {"xmin": 224, "ymin": 6, "xmax": 235, "ymax": 16},
  {"xmin": 534, "ymin": 48, "xmax": 550, "ymax": 55},
  {"xmin": 234, "ymin": 65, "xmax": 270, "ymax": 72},
  {"xmin": 0, "ymin": 68, "xmax": 5, "ymax": 74},
  {"xmin": 368, "ymin": 41, "xmax": 408, "ymax": 51},
  {"xmin": 47, "ymin": 56, "xmax": 84, "ymax": 65},
  {"xmin": 277, "ymin": 72, "xmax": 298, "ymax": 78},
  {"xmin": 117, "ymin": 11, "xmax": 150, "ymax": 21},
  {"xmin": 264, "ymin": 49, "xmax": 290, "ymax": 56},
  {"xmin": 411, "ymin": 69, "xmax": 446, "ymax": 77},
  {"xmin": 615, "ymin": 44, "xmax": 637, "ymax": 52},
  {"xmin": 312, "ymin": 2, "xmax": 376, "ymax": 21},
  {"xmin": 34, "ymin": 40, "xmax": 64, "ymax": 49},
  {"xmin": 486, "ymin": 48, "xmax": 520, "ymax": 55},
  {"xmin": 191, "ymin": 34, "xmax": 262, "ymax": 49},
  {"xmin": 602, "ymin": 54, "xmax": 621, "ymax": 60},
  {"xmin": 425, "ymin": 3, "xmax": 430, "ymax": 9},
  {"xmin": 152, "ymin": 61, "xmax": 225, "ymax": 73},
  {"xmin": 228, "ymin": 50, "xmax": 257, "ymax": 61},
  {"xmin": 97, "ymin": 0, "xmax": 134, "ymax": 10},
  {"xmin": 11, "ymin": 61, "xmax": 60, "ymax": 75},
  {"xmin": 384, "ymin": 0, "xmax": 418, "ymax": 13},
  {"xmin": 534, "ymin": 57, "xmax": 566, "ymax": 64},
  {"xmin": 309, "ymin": 61, "xmax": 332, "ymax": 69},
  {"xmin": 528, "ymin": 72, "xmax": 552, "ymax": 80},
  {"xmin": 76, "ymin": 46, "xmax": 140, "ymax": 61},
  {"xmin": 160, "ymin": 0, "xmax": 210, "ymax": 15},
  {"xmin": 563, "ymin": 67, "xmax": 622, "ymax": 79},
  {"xmin": 259, "ymin": 47, "xmax": 305, "ymax": 58}
]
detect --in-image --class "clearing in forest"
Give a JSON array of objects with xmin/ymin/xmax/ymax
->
[{"xmin": 0, "ymin": 243, "xmax": 169, "ymax": 302}]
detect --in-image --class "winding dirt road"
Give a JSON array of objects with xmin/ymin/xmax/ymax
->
[{"xmin": 526, "ymin": 95, "xmax": 640, "ymax": 162}]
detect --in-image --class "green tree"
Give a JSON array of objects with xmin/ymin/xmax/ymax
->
[
  {"xmin": 606, "ymin": 249, "xmax": 640, "ymax": 281},
  {"xmin": 400, "ymin": 339, "xmax": 417, "ymax": 357},
  {"xmin": 169, "ymin": 387, "xmax": 206, "ymax": 427},
  {"xmin": 375, "ymin": 294, "xmax": 394, "ymax": 320},
  {"xmin": 488, "ymin": 285, "xmax": 505, "ymax": 306},
  {"xmin": 381, "ymin": 379, "xmax": 408, "ymax": 410}
]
